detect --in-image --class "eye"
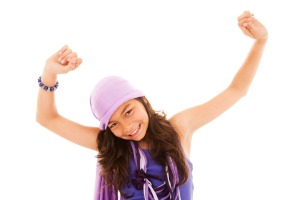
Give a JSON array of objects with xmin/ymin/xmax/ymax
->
[
  {"xmin": 125, "ymin": 109, "xmax": 133, "ymax": 117},
  {"xmin": 109, "ymin": 122, "xmax": 117, "ymax": 129}
]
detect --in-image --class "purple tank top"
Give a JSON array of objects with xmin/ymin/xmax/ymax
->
[{"xmin": 120, "ymin": 149, "xmax": 194, "ymax": 200}]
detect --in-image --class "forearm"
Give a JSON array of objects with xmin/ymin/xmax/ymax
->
[
  {"xmin": 230, "ymin": 38, "xmax": 267, "ymax": 95},
  {"xmin": 36, "ymin": 71, "xmax": 59, "ymax": 126},
  {"xmin": 36, "ymin": 45, "xmax": 82, "ymax": 127}
]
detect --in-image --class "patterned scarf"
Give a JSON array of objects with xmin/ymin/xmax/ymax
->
[{"xmin": 94, "ymin": 141, "xmax": 181, "ymax": 200}]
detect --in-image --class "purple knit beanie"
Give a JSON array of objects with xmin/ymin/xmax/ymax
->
[{"xmin": 90, "ymin": 76, "xmax": 144, "ymax": 130}]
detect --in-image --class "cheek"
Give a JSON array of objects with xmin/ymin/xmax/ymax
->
[
  {"xmin": 110, "ymin": 129, "xmax": 122, "ymax": 138},
  {"xmin": 134, "ymin": 109, "xmax": 149, "ymax": 122}
]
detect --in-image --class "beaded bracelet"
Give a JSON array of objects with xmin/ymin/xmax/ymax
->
[{"xmin": 38, "ymin": 76, "xmax": 59, "ymax": 91}]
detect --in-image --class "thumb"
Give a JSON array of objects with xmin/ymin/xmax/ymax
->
[{"xmin": 240, "ymin": 23, "xmax": 255, "ymax": 39}]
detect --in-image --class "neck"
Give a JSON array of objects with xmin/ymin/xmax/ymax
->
[{"xmin": 137, "ymin": 140, "xmax": 149, "ymax": 149}]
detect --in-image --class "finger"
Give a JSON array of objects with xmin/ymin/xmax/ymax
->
[
  {"xmin": 63, "ymin": 57, "xmax": 76, "ymax": 72},
  {"xmin": 60, "ymin": 52, "xmax": 78, "ymax": 65},
  {"xmin": 239, "ymin": 22, "xmax": 255, "ymax": 39},
  {"xmin": 239, "ymin": 25, "xmax": 252, "ymax": 37},
  {"xmin": 237, "ymin": 11, "xmax": 253, "ymax": 21},
  {"xmin": 58, "ymin": 45, "xmax": 68, "ymax": 55},
  {"xmin": 64, "ymin": 57, "xmax": 81, "ymax": 72},
  {"xmin": 50, "ymin": 45, "xmax": 68, "ymax": 60},
  {"xmin": 75, "ymin": 57, "xmax": 83, "ymax": 68},
  {"xmin": 238, "ymin": 18, "xmax": 252, "ymax": 28},
  {"xmin": 238, "ymin": 15, "xmax": 254, "ymax": 28},
  {"xmin": 58, "ymin": 48, "xmax": 73, "ymax": 64}
]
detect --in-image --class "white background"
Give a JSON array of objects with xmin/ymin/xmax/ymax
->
[{"xmin": 1, "ymin": 0, "xmax": 299, "ymax": 199}]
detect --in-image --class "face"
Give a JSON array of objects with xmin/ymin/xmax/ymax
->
[{"xmin": 108, "ymin": 98, "xmax": 149, "ymax": 141}]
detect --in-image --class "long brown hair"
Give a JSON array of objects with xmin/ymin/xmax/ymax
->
[{"xmin": 96, "ymin": 97, "xmax": 190, "ymax": 197}]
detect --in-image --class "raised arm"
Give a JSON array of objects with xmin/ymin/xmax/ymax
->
[
  {"xmin": 171, "ymin": 11, "xmax": 268, "ymax": 156},
  {"xmin": 36, "ymin": 45, "xmax": 99, "ymax": 151}
]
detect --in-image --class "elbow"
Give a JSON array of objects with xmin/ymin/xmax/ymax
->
[
  {"xmin": 36, "ymin": 110, "xmax": 41, "ymax": 124},
  {"xmin": 36, "ymin": 112, "xmax": 46, "ymax": 127},
  {"xmin": 229, "ymin": 84, "xmax": 249, "ymax": 99},
  {"xmin": 239, "ymin": 89, "xmax": 248, "ymax": 98},
  {"xmin": 35, "ymin": 111, "xmax": 55, "ymax": 128}
]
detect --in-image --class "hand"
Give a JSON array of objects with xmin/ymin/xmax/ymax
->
[
  {"xmin": 238, "ymin": 11, "xmax": 268, "ymax": 42},
  {"xmin": 44, "ymin": 45, "xmax": 83, "ymax": 75}
]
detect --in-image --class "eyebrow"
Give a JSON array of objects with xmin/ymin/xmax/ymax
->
[
  {"xmin": 120, "ymin": 103, "xmax": 131, "ymax": 116},
  {"xmin": 109, "ymin": 103, "xmax": 132, "ymax": 125}
]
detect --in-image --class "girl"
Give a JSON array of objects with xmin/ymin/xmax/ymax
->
[{"xmin": 36, "ymin": 11, "xmax": 268, "ymax": 200}]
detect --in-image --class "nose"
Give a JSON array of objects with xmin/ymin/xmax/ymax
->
[{"xmin": 123, "ymin": 122, "xmax": 133, "ymax": 134}]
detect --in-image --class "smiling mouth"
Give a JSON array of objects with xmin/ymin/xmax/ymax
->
[{"xmin": 129, "ymin": 124, "xmax": 141, "ymax": 137}]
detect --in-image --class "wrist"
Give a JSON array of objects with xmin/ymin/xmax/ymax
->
[
  {"xmin": 38, "ymin": 76, "xmax": 59, "ymax": 92},
  {"xmin": 254, "ymin": 37, "xmax": 268, "ymax": 46},
  {"xmin": 41, "ymin": 71, "xmax": 58, "ymax": 86},
  {"xmin": 256, "ymin": 34, "xmax": 268, "ymax": 43}
]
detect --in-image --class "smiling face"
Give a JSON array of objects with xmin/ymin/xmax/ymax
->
[{"xmin": 108, "ymin": 98, "xmax": 149, "ymax": 141}]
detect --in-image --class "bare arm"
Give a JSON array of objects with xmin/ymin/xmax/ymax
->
[
  {"xmin": 36, "ymin": 45, "xmax": 99, "ymax": 151},
  {"xmin": 171, "ymin": 11, "xmax": 268, "ymax": 156}
]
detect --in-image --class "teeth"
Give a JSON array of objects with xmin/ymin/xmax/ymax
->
[{"xmin": 130, "ymin": 127, "xmax": 139, "ymax": 136}]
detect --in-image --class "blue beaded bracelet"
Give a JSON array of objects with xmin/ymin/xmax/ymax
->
[{"xmin": 38, "ymin": 76, "xmax": 59, "ymax": 91}]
